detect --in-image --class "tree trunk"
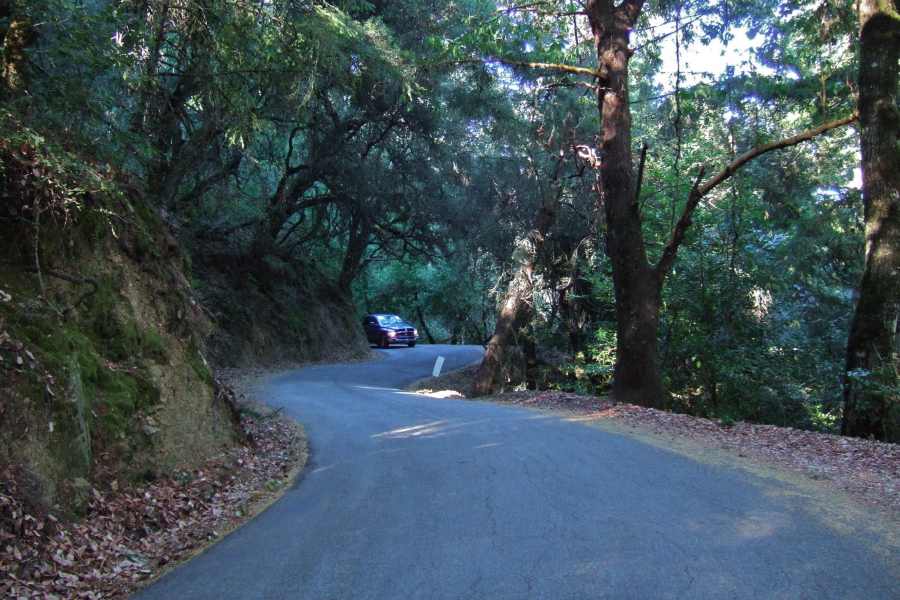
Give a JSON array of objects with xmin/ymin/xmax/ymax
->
[
  {"xmin": 843, "ymin": 0, "xmax": 900, "ymax": 442},
  {"xmin": 474, "ymin": 198, "xmax": 557, "ymax": 396},
  {"xmin": 559, "ymin": 287, "xmax": 582, "ymax": 355},
  {"xmin": 1, "ymin": 11, "xmax": 36, "ymax": 96},
  {"xmin": 523, "ymin": 322, "xmax": 538, "ymax": 390},
  {"xmin": 580, "ymin": 0, "xmax": 855, "ymax": 410},
  {"xmin": 558, "ymin": 244, "xmax": 592, "ymax": 355},
  {"xmin": 586, "ymin": 0, "xmax": 664, "ymax": 408},
  {"xmin": 416, "ymin": 305, "xmax": 436, "ymax": 344},
  {"xmin": 338, "ymin": 206, "xmax": 372, "ymax": 294}
]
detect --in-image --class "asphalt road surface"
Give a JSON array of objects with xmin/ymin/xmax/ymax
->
[{"xmin": 133, "ymin": 345, "xmax": 899, "ymax": 599}]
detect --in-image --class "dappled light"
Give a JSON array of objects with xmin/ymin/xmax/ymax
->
[
  {"xmin": 1, "ymin": 0, "xmax": 898, "ymax": 595},
  {"xmin": 372, "ymin": 420, "xmax": 469, "ymax": 441},
  {"xmin": 420, "ymin": 389, "xmax": 467, "ymax": 399},
  {"xmin": 312, "ymin": 463, "xmax": 338, "ymax": 475},
  {"xmin": 354, "ymin": 385, "xmax": 406, "ymax": 393},
  {"xmin": 732, "ymin": 512, "xmax": 783, "ymax": 541}
]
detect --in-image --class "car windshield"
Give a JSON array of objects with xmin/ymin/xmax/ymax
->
[{"xmin": 379, "ymin": 315, "xmax": 403, "ymax": 325}]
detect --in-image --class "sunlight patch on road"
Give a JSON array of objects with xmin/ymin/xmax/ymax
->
[
  {"xmin": 371, "ymin": 418, "xmax": 487, "ymax": 440},
  {"xmin": 574, "ymin": 416, "xmax": 900, "ymax": 560},
  {"xmin": 353, "ymin": 385, "xmax": 403, "ymax": 393},
  {"xmin": 733, "ymin": 512, "xmax": 781, "ymax": 541},
  {"xmin": 420, "ymin": 390, "xmax": 466, "ymax": 399},
  {"xmin": 372, "ymin": 420, "xmax": 455, "ymax": 440},
  {"xmin": 471, "ymin": 442, "xmax": 502, "ymax": 449}
]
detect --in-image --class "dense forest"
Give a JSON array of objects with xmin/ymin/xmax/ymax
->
[{"xmin": 1, "ymin": 0, "xmax": 898, "ymax": 484}]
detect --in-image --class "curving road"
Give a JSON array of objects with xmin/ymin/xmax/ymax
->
[{"xmin": 134, "ymin": 345, "xmax": 899, "ymax": 599}]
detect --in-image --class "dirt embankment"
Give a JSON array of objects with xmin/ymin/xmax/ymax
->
[
  {"xmin": 0, "ymin": 121, "xmax": 372, "ymax": 598},
  {"xmin": 183, "ymin": 230, "xmax": 370, "ymax": 370},
  {"xmin": 0, "ymin": 134, "xmax": 245, "ymax": 520},
  {"xmin": 0, "ymin": 119, "xmax": 370, "ymax": 519}
]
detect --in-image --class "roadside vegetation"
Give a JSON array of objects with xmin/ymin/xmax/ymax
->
[{"xmin": 0, "ymin": 0, "xmax": 898, "ymax": 594}]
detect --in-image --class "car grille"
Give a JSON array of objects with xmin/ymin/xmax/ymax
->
[{"xmin": 391, "ymin": 328, "xmax": 416, "ymax": 340}]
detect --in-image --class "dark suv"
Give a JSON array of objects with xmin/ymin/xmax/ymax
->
[{"xmin": 362, "ymin": 314, "xmax": 419, "ymax": 348}]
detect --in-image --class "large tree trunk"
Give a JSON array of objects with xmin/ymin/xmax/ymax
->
[
  {"xmin": 580, "ymin": 0, "xmax": 855, "ymax": 410},
  {"xmin": 474, "ymin": 197, "xmax": 557, "ymax": 396},
  {"xmin": 472, "ymin": 4, "xmax": 857, "ymax": 409},
  {"xmin": 843, "ymin": 0, "xmax": 900, "ymax": 442},
  {"xmin": 586, "ymin": 0, "xmax": 664, "ymax": 408}
]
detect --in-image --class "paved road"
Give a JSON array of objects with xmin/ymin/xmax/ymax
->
[{"xmin": 134, "ymin": 345, "xmax": 899, "ymax": 599}]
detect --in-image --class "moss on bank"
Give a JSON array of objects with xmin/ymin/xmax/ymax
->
[{"xmin": 0, "ymin": 116, "xmax": 240, "ymax": 516}]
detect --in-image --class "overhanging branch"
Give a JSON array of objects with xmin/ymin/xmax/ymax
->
[
  {"xmin": 504, "ymin": 5, "xmax": 586, "ymax": 17},
  {"xmin": 426, "ymin": 58, "xmax": 603, "ymax": 81},
  {"xmin": 696, "ymin": 112, "xmax": 859, "ymax": 198},
  {"xmin": 654, "ymin": 111, "xmax": 859, "ymax": 279}
]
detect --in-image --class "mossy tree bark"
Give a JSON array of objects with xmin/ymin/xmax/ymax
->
[
  {"xmin": 843, "ymin": 0, "xmax": 900, "ymax": 441},
  {"xmin": 475, "ymin": 196, "xmax": 558, "ymax": 396},
  {"xmin": 586, "ymin": 0, "xmax": 667, "ymax": 408},
  {"xmin": 0, "ymin": 0, "xmax": 36, "ymax": 97}
]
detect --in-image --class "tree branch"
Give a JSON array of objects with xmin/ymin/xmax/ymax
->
[
  {"xmin": 654, "ymin": 111, "xmax": 858, "ymax": 279},
  {"xmin": 222, "ymin": 217, "xmax": 261, "ymax": 236},
  {"xmin": 617, "ymin": 0, "xmax": 646, "ymax": 24},
  {"xmin": 428, "ymin": 58, "xmax": 603, "ymax": 80},
  {"xmin": 697, "ymin": 111, "xmax": 858, "ymax": 199},
  {"xmin": 543, "ymin": 81, "xmax": 599, "ymax": 93},
  {"xmin": 504, "ymin": 4, "xmax": 586, "ymax": 17},
  {"xmin": 285, "ymin": 126, "xmax": 310, "ymax": 177},
  {"xmin": 634, "ymin": 140, "xmax": 648, "ymax": 204}
]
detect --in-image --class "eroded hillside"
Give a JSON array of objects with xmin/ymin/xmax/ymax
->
[{"xmin": 0, "ymin": 121, "xmax": 247, "ymax": 516}]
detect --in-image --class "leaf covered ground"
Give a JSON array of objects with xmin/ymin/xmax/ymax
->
[{"xmin": 0, "ymin": 395, "xmax": 306, "ymax": 600}]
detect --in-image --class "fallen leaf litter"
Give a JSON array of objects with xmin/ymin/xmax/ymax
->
[{"xmin": 0, "ymin": 399, "xmax": 306, "ymax": 599}]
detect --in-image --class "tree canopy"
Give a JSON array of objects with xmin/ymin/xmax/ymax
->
[{"xmin": 2, "ymin": 0, "xmax": 896, "ymax": 440}]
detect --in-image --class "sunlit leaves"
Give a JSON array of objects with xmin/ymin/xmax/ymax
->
[{"xmin": 10, "ymin": 0, "xmax": 870, "ymax": 429}]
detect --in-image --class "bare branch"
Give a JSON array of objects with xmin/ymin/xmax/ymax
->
[
  {"xmin": 542, "ymin": 81, "xmax": 599, "ymax": 93},
  {"xmin": 696, "ymin": 111, "xmax": 858, "ymax": 198},
  {"xmin": 505, "ymin": 4, "xmax": 586, "ymax": 17},
  {"xmin": 426, "ymin": 58, "xmax": 603, "ymax": 80},
  {"xmin": 634, "ymin": 141, "xmax": 649, "ymax": 205},
  {"xmin": 654, "ymin": 111, "xmax": 858, "ymax": 279},
  {"xmin": 222, "ymin": 217, "xmax": 261, "ymax": 236}
]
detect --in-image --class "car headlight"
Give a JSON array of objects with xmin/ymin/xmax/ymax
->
[
  {"xmin": 413, "ymin": 329, "xmax": 418, "ymax": 335},
  {"xmin": 387, "ymin": 331, "xmax": 396, "ymax": 337}
]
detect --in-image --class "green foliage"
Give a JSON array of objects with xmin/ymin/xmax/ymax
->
[
  {"xmin": 4, "ymin": 0, "xmax": 884, "ymax": 439},
  {"xmin": 555, "ymin": 326, "xmax": 617, "ymax": 396},
  {"xmin": 847, "ymin": 364, "xmax": 900, "ymax": 442},
  {"xmin": 654, "ymin": 159, "xmax": 861, "ymax": 431},
  {"xmin": 7, "ymin": 0, "xmax": 138, "ymax": 159},
  {"xmin": 356, "ymin": 252, "xmax": 497, "ymax": 344}
]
